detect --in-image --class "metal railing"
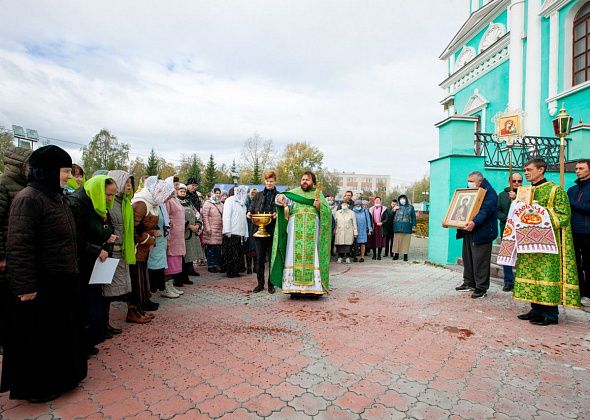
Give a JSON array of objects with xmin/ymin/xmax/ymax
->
[{"xmin": 474, "ymin": 132, "xmax": 569, "ymax": 171}]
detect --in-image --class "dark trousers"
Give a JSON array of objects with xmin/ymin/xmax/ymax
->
[
  {"xmin": 502, "ymin": 265, "xmax": 514, "ymax": 287},
  {"xmin": 206, "ymin": 245, "xmax": 221, "ymax": 268},
  {"xmin": 530, "ymin": 303, "xmax": 559, "ymax": 322},
  {"xmin": 224, "ymin": 235, "xmax": 243, "ymax": 276},
  {"xmin": 461, "ymin": 233, "xmax": 492, "ymax": 292},
  {"xmin": 0, "ymin": 282, "xmax": 8, "ymax": 346},
  {"xmin": 384, "ymin": 234, "xmax": 393, "ymax": 256},
  {"xmin": 255, "ymin": 236, "xmax": 273, "ymax": 288},
  {"xmin": 573, "ymin": 232, "xmax": 590, "ymax": 298}
]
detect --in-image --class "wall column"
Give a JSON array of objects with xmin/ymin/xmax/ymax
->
[
  {"xmin": 524, "ymin": 0, "xmax": 542, "ymax": 134},
  {"xmin": 508, "ymin": 0, "xmax": 525, "ymax": 110}
]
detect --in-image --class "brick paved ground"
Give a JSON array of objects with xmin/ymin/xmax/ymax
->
[{"xmin": 1, "ymin": 237, "xmax": 590, "ymax": 419}]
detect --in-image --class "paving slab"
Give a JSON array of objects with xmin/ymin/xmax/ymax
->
[{"xmin": 1, "ymin": 237, "xmax": 589, "ymax": 419}]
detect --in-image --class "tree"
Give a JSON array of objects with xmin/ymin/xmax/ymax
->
[
  {"xmin": 159, "ymin": 159, "xmax": 176, "ymax": 179},
  {"xmin": 251, "ymin": 158, "xmax": 262, "ymax": 184},
  {"xmin": 203, "ymin": 154, "xmax": 217, "ymax": 193},
  {"xmin": 82, "ymin": 129, "xmax": 129, "ymax": 175},
  {"xmin": 128, "ymin": 157, "xmax": 146, "ymax": 185},
  {"xmin": 275, "ymin": 142, "xmax": 324, "ymax": 187},
  {"xmin": 317, "ymin": 169, "xmax": 339, "ymax": 198},
  {"xmin": 0, "ymin": 128, "xmax": 15, "ymax": 173},
  {"xmin": 240, "ymin": 133, "xmax": 276, "ymax": 175},
  {"xmin": 405, "ymin": 174, "xmax": 430, "ymax": 203},
  {"xmin": 145, "ymin": 149, "xmax": 160, "ymax": 176}
]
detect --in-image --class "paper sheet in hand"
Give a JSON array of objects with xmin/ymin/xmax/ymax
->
[{"xmin": 89, "ymin": 258, "xmax": 119, "ymax": 285}]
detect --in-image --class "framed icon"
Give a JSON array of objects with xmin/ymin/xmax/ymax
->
[{"xmin": 442, "ymin": 188, "xmax": 487, "ymax": 228}]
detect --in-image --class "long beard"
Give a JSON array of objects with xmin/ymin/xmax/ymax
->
[{"xmin": 301, "ymin": 184, "xmax": 312, "ymax": 192}]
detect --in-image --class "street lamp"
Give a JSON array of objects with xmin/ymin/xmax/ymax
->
[
  {"xmin": 231, "ymin": 170, "xmax": 239, "ymax": 186},
  {"xmin": 552, "ymin": 104, "xmax": 573, "ymax": 188}
]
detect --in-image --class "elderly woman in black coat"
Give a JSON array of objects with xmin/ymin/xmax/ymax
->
[{"xmin": 0, "ymin": 145, "xmax": 87, "ymax": 403}]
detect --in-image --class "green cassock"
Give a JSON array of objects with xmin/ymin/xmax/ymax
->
[
  {"xmin": 514, "ymin": 182, "xmax": 581, "ymax": 308},
  {"xmin": 270, "ymin": 187, "xmax": 332, "ymax": 293}
]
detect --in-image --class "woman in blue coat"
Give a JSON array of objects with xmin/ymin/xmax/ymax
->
[
  {"xmin": 353, "ymin": 200, "xmax": 373, "ymax": 262},
  {"xmin": 392, "ymin": 194, "xmax": 416, "ymax": 261}
]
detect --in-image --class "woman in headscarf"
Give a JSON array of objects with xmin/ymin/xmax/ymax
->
[
  {"xmin": 164, "ymin": 177, "xmax": 186, "ymax": 295},
  {"xmin": 392, "ymin": 194, "xmax": 416, "ymax": 261},
  {"xmin": 130, "ymin": 177, "xmax": 172, "ymax": 320},
  {"xmin": 202, "ymin": 188, "xmax": 224, "ymax": 272},
  {"xmin": 64, "ymin": 164, "xmax": 85, "ymax": 194},
  {"xmin": 69, "ymin": 174, "xmax": 117, "ymax": 355},
  {"xmin": 177, "ymin": 184, "xmax": 203, "ymax": 283},
  {"xmin": 222, "ymin": 186, "xmax": 249, "ymax": 278},
  {"xmin": 104, "ymin": 170, "xmax": 135, "ymax": 335},
  {"xmin": 334, "ymin": 199, "xmax": 358, "ymax": 263},
  {"xmin": 368, "ymin": 196, "xmax": 389, "ymax": 260},
  {"xmin": 1, "ymin": 145, "xmax": 87, "ymax": 403},
  {"xmin": 353, "ymin": 199, "xmax": 373, "ymax": 262}
]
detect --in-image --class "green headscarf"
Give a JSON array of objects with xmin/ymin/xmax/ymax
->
[
  {"xmin": 108, "ymin": 170, "xmax": 137, "ymax": 265},
  {"xmin": 66, "ymin": 176, "xmax": 85, "ymax": 191},
  {"xmin": 83, "ymin": 175, "xmax": 114, "ymax": 218}
]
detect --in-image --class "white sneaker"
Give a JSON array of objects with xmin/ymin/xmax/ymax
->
[
  {"xmin": 581, "ymin": 297, "xmax": 590, "ymax": 307},
  {"xmin": 170, "ymin": 284, "xmax": 184, "ymax": 295},
  {"xmin": 161, "ymin": 282, "xmax": 180, "ymax": 299},
  {"xmin": 346, "ymin": 258, "xmax": 351, "ymax": 264},
  {"xmin": 337, "ymin": 258, "xmax": 342, "ymax": 263}
]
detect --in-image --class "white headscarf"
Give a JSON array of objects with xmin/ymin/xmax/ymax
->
[
  {"xmin": 152, "ymin": 180, "xmax": 174, "ymax": 228},
  {"xmin": 234, "ymin": 185, "xmax": 249, "ymax": 206}
]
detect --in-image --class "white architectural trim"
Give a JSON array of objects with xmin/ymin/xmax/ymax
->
[
  {"xmin": 547, "ymin": 12, "xmax": 560, "ymax": 115},
  {"xmin": 455, "ymin": 46, "xmax": 477, "ymax": 70},
  {"xmin": 435, "ymin": 115, "xmax": 479, "ymax": 128},
  {"xmin": 540, "ymin": 0, "xmax": 574, "ymax": 17},
  {"xmin": 441, "ymin": 34, "xmax": 510, "ymax": 93},
  {"xmin": 524, "ymin": 0, "xmax": 542, "ymax": 134},
  {"xmin": 546, "ymin": 80, "xmax": 590, "ymax": 103},
  {"xmin": 440, "ymin": 0, "xmax": 511, "ymax": 60},
  {"xmin": 463, "ymin": 89, "xmax": 489, "ymax": 132},
  {"xmin": 508, "ymin": 0, "xmax": 525, "ymax": 110},
  {"xmin": 564, "ymin": 1, "xmax": 589, "ymax": 91},
  {"xmin": 479, "ymin": 22, "xmax": 507, "ymax": 52}
]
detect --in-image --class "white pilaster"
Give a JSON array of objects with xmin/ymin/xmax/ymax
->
[
  {"xmin": 508, "ymin": 0, "xmax": 525, "ymax": 110},
  {"xmin": 547, "ymin": 12, "xmax": 559, "ymax": 115},
  {"xmin": 524, "ymin": 0, "xmax": 542, "ymax": 134},
  {"xmin": 471, "ymin": 0, "xmax": 479, "ymax": 14}
]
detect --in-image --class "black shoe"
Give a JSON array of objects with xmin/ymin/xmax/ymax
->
[
  {"xmin": 28, "ymin": 393, "xmax": 60, "ymax": 404},
  {"xmin": 268, "ymin": 286, "xmax": 276, "ymax": 294},
  {"xmin": 145, "ymin": 300, "xmax": 160, "ymax": 311},
  {"xmin": 377, "ymin": 256, "xmax": 382, "ymax": 260},
  {"xmin": 104, "ymin": 330, "xmax": 114, "ymax": 340},
  {"xmin": 107, "ymin": 324, "xmax": 122, "ymax": 335},
  {"xmin": 393, "ymin": 254, "xmax": 399, "ymax": 260},
  {"xmin": 455, "ymin": 284, "xmax": 474, "ymax": 292},
  {"xmin": 253, "ymin": 285, "xmax": 264, "ymax": 293},
  {"xmin": 359, "ymin": 258, "xmax": 364, "ymax": 262},
  {"xmin": 87, "ymin": 346, "xmax": 99, "ymax": 356},
  {"xmin": 403, "ymin": 254, "xmax": 408, "ymax": 262},
  {"xmin": 471, "ymin": 290, "xmax": 487, "ymax": 299},
  {"xmin": 173, "ymin": 280, "xmax": 184, "ymax": 287},
  {"xmin": 247, "ymin": 269, "xmax": 253, "ymax": 274},
  {"xmin": 188, "ymin": 269, "xmax": 199, "ymax": 276},
  {"xmin": 353, "ymin": 258, "xmax": 358, "ymax": 262},
  {"xmin": 184, "ymin": 279, "xmax": 195, "ymax": 285},
  {"xmin": 372, "ymin": 255, "xmax": 377, "ymax": 260},
  {"xmin": 530, "ymin": 317, "xmax": 558, "ymax": 326},
  {"xmin": 502, "ymin": 285, "xmax": 514, "ymax": 292},
  {"xmin": 517, "ymin": 311, "xmax": 543, "ymax": 321},
  {"xmin": 208, "ymin": 267, "xmax": 219, "ymax": 273}
]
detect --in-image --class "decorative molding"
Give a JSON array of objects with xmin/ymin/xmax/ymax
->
[
  {"xmin": 572, "ymin": 123, "xmax": 590, "ymax": 132},
  {"xmin": 463, "ymin": 89, "xmax": 489, "ymax": 114},
  {"xmin": 539, "ymin": 0, "xmax": 573, "ymax": 17},
  {"xmin": 455, "ymin": 46, "xmax": 477, "ymax": 70},
  {"xmin": 441, "ymin": 34, "xmax": 510, "ymax": 94},
  {"xmin": 434, "ymin": 115, "xmax": 479, "ymax": 128},
  {"xmin": 479, "ymin": 22, "xmax": 506, "ymax": 53},
  {"xmin": 546, "ymin": 80, "xmax": 590, "ymax": 109},
  {"xmin": 440, "ymin": 0, "xmax": 511, "ymax": 60}
]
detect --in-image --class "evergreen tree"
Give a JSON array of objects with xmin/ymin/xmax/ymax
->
[
  {"xmin": 203, "ymin": 154, "xmax": 217, "ymax": 193},
  {"xmin": 187, "ymin": 155, "xmax": 202, "ymax": 184},
  {"xmin": 251, "ymin": 157, "xmax": 262, "ymax": 184},
  {"xmin": 146, "ymin": 149, "xmax": 159, "ymax": 176}
]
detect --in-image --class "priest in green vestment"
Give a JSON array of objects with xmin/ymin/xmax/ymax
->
[
  {"xmin": 270, "ymin": 171, "xmax": 332, "ymax": 295},
  {"xmin": 515, "ymin": 158, "xmax": 581, "ymax": 326}
]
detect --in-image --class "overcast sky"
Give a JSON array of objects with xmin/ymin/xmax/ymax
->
[{"xmin": 0, "ymin": 0, "xmax": 467, "ymax": 184}]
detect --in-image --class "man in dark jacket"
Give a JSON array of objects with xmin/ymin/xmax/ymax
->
[
  {"xmin": 247, "ymin": 170, "xmax": 278, "ymax": 293},
  {"xmin": 496, "ymin": 172, "xmax": 523, "ymax": 292},
  {"xmin": 455, "ymin": 171, "xmax": 498, "ymax": 298},
  {"xmin": 186, "ymin": 177, "xmax": 201, "ymax": 212},
  {"xmin": 567, "ymin": 160, "xmax": 590, "ymax": 307},
  {"xmin": 0, "ymin": 146, "xmax": 32, "ymax": 353}
]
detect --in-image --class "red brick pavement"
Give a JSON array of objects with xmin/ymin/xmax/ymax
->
[{"xmin": 1, "ymin": 258, "xmax": 590, "ymax": 419}]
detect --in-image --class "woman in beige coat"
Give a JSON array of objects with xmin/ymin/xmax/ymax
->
[{"xmin": 334, "ymin": 202, "xmax": 358, "ymax": 264}]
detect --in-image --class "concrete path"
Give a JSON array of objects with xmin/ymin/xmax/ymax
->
[{"xmin": 1, "ymin": 240, "xmax": 589, "ymax": 419}]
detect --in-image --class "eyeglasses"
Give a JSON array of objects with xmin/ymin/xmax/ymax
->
[{"xmin": 512, "ymin": 180, "xmax": 523, "ymax": 183}]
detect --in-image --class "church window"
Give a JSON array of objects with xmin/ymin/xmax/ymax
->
[{"xmin": 573, "ymin": 2, "xmax": 590, "ymax": 85}]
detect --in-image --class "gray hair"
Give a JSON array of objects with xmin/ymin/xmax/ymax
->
[{"xmin": 468, "ymin": 171, "xmax": 484, "ymax": 180}]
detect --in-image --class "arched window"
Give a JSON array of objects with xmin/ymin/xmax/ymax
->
[{"xmin": 573, "ymin": 2, "xmax": 590, "ymax": 85}]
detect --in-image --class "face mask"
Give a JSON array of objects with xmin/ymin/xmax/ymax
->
[
  {"xmin": 355, "ymin": 205, "xmax": 361, "ymax": 209},
  {"xmin": 341, "ymin": 204, "xmax": 349, "ymax": 210},
  {"xmin": 399, "ymin": 199, "xmax": 406, "ymax": 205},
  {"xmin": 328, "ymin": 201, "xmax": 334, "ymax": 206},
  {"xmin": 467, "ymin": 182, "xmax": 477, "ymax": 189}
]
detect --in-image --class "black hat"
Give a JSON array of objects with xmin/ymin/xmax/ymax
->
[
  {"xmin": 29, "ymin": 145, "xmax": 72, "ymax": 170},
  {"xmin": 186, "ymin": 177, "xmax": 199, "ymax": 186}
]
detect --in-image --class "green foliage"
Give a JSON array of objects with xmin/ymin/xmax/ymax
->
[
  {"xmin": 82, "ymin": 129, "xmax": 129, "ymax": 175},
  {"xmin": 159, "ymin": 160, "xmax": 176, "ymax": 179},
  {"xmin": 276, "ymin": 142, "xmax": 324, "ymax": 187},
  {"xmin": 0, "ymin": 128, "xmax": 15, "ymax": 173},
  {"xmin": 404, "ymin": 174, "xmax": 430, "ymax": 204},
  {"xmin": 176, "ymin": 153, "xmax": 202, "ymax": 184},
  {"xmin": 251, "ymin": 158, "xmax": 262, "ymax": 184},
  {"xmin": 128, "ymin": 157, "xmax": 146, "ymax": 184},
  {"xmin": 203, "ymin": 154, "xmax": 217, "ymax": 193},
  {"xmin": 317, "ymin": 169, "xmax": 339, "ymax": 197},
  {"xmin": 145, "ymin": 149, "xmax": 159, "ymax": 176}
]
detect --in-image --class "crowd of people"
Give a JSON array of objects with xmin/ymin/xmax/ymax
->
[{"xmin": 455, "ymin": 158, "xmax": 590, "ymax": 327}]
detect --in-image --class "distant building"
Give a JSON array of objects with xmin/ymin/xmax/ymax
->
[{"xmin": 332, "ymin": 172, "xmax": 391, "ymax": 199}]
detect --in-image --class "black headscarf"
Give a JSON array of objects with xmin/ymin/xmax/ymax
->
[{"xmin": 28, "ymin": 145, "xmax": 72, "ymax": 195}]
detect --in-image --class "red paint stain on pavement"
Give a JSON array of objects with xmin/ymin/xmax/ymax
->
[{"xmin": 443, "ymin": 326, "xmax": 474, "ymax": 340}]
